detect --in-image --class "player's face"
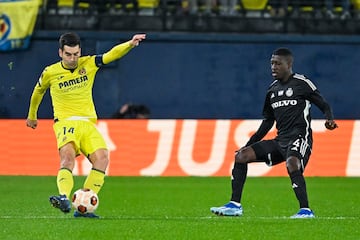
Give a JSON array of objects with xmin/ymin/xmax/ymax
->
[
  {"xmin": 270, "ymin": 55, "xmax": 291, "ymax": 81},
  {"xmin": 59, "ymin": 45, "xmax": 81, "ymax": 69}
]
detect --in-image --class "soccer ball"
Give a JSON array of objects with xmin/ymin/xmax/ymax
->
[{"xmin": 71, "ymin": 188, "xmax": 99, "ymax": 214}]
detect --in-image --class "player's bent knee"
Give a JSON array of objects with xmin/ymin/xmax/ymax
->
[
  {"xmin": 90, "ymin": 150, "xmax": 109, "ymax": 171},
  {"xmin": 235, "ymin": 147, "xmax": 254, "ymax": 163},
  {"xmin": 60, "ymin": 156, "xmax": 75, "ymax": 170},
  {"xmin": 286, "ymin": 157, "xmax": 301, "ymax": 173}
]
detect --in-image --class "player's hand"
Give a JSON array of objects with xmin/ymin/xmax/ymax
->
[
  {"xmin": 130, "ymin": 34, "xmax": 146, "ymax": 47},
  {"xmin": 325, "ymin": 119, "xmax": 338, "ymax": 130},
  {"xmin": 26, "ymin": 119, "xmax": 38, "ymax": 129}
]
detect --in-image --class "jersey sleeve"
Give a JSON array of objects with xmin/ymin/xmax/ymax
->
[
  {"xmin": 308, "ymin": 90, "xmax": 334, "ymax": 120},
  {"xmin": 246, "ymin": 92, "xmax": 275, "ymax": 146},
  {"xmin": 262, "ymin": 91, "xmax": 275, "ymax": 121},
  {"xmin": 27, "ymin": 69, "xmax": 50, "ymax": 120},
  {"xmin": 102, "ymin": 41, "xmax": 134, "ymax": 65},
  {"xmin": 95, "ymin": 55, "xmax": 103, "ymax": 67},
  {"xmin": 300, "ymin": 77, "xmax": 335, "ymax": 120}
]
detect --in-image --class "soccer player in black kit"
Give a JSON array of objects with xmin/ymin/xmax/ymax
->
[{"xmin": 210, "ymin": 48, "xmax": 338, "ymax": 218}]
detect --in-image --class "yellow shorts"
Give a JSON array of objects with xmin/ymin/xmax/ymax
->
[{"xmin": 53, "ymin": 120, "xmax": 107, "ymax": 157}]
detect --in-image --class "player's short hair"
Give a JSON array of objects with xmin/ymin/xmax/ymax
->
[
  {"xmin": 59, "ymin": 32, "xmax": 81, "ymax": 50},
  {"xmin": 272, "ymin": 48, "xmax": 293, "ymax": 63},
  {"xmin": 273, "ymin": 47, "xmax": 292, "ymax": 57}
]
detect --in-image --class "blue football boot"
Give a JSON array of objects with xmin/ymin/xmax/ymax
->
[
  {"xmin": 49, "ymin": 195, "xmax": 71, "ymax": 213},
  {"xmin": 290, "ymin": 208, "xmax": 315, "ymax": 219},
  {"xmin": 73, "ymin": 211, "xmax": 100, "ymax": 218},
  {"xmin": 210, "ymin": 202, "xmax": 243, "ymax": 216}
]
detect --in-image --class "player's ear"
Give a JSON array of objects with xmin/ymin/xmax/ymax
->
[
  {"xmin": 286, "ymin": 58, "xmax": 293, "ymax": 70},
  {"xmin": 58, "ymin": 48, "xmax": 62, "ymax": 58},
  {"xmin": 288, "ymin": 56, "xmax": 293, "ymax": 68},
  {"xmin": 288, "ymin": 62, "xmax": 292, "ymax": 71}
]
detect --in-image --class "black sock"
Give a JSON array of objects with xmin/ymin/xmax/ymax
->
[
  {"xmin": 289, "ymin": 170, "xmax": 309, "ymax": 208},
  {"xmin": 230, "ymin": 162, "xmax": 248, "ymax": 203}
]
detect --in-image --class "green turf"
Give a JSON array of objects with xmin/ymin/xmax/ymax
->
[{"xmin": 0, "ymin": 176, "xmax": 359, "ymax": 240}]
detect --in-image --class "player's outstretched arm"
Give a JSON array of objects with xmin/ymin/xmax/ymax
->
[
  {"xmin": 26, "ymin": 81, "xmax": 47, "ymax": 130},
  {"xmin": 102, "ymin": 33, "xmax": 146, "ymax": 65}
]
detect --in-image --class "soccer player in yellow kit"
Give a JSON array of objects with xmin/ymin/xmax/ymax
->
[{"xmin": 26, "ymin": 32, "xmax": 146, "ymax": 218}]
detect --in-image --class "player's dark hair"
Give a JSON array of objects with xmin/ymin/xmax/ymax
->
[
  {"xmin": 273, "ymin": 48, "xmax": 292, "ymax": 57},
  {"xmin": 272, "ymin": 48, "xmax": 293, "ymax": 63},
  {"xmin": 59, "ymin": 32, "xmax": 81, "ymax": 50}
]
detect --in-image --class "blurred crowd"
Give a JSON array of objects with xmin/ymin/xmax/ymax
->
[{"xmin": 41, "ymin": 0, "xmax": 360, "ymax": 19}]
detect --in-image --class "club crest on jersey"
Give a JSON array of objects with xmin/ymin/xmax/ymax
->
[
  {"xmin": 286, "ymin": 88, "xmax": 293, "ymax": 97},
  {"xmin": 78, "ymin": 67, "xmax": 86, "ymax": 75}
]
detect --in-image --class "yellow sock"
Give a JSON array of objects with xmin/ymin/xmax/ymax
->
[
  {"xmin": 57, "ymin": 168, "xmax": 74, "ymax": 199},
  {"xmin": 83, "ymin": 169, "xmax": 105, "ymax": 194}
]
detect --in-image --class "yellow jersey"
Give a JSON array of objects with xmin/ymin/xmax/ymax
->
[
  {"xmin": 28, "ymin": 40, "xmax": 134, "ymax": 123},
  {"xmin": 31, "ymin": 56, "xmax": 99, "ymax": 123}
]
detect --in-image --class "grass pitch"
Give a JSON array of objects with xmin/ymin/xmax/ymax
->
[{"xmin": 0, "ymin": 176, "xmax": 359, "ymax": 240}]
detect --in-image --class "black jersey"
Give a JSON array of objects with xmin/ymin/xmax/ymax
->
[{"xmin": 247, "ymin": 73, "xmax": 334, "ymax": 146}]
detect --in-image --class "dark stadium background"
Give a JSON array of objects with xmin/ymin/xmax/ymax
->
[{"xmin": 1, "ymin": 0, "xmax": 359, "ymax": 119}]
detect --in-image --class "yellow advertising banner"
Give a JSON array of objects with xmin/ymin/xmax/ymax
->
[{"xmin": 0, "ymin": 0, "xmax": 39, "ymax": 51}]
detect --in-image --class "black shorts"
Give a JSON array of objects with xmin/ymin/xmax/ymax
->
[{"xmin": 251, "ymin": 136, "xmax": 312, "ymax": 171}]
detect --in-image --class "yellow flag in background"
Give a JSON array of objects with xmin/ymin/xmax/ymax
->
[{"xmin": 0, "ymin": 0, "xmax": 39, "ymax": 51}]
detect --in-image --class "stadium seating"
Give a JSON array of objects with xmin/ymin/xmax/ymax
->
[
  {"xmin": 58, "ymin": 0, "xmax": 74, "ymax": 7},
  {"xmin": 352, "ymin": 0, "xmax": 360, "ymax": 9},
  {"xmin": 139, "ymin": 0, "xmax": 159, "ymax": 9},
  {"xmin": 241, "ymin": 0, "xmax": 267, "ymax": 10},
  {"xmin": 241, "ymin": 0, "xmax": 268, "ymax": 17},
  {"xmin": 45, "ymin": 0, "xmax": 74, "ymax": 14},
  {"xmin": 73, "ymin": 0, "xmax": 101, "ymax": 13},
  {"xmin": 137, "ymin": 0, "xmax": 160, "ymax": 15},
  {"xmin": 35, "ymin": 0, "xmax": 360, "ymax": 33}
]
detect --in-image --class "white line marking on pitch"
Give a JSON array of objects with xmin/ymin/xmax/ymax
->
[{"xmin": 0, "ymin": 216, "xmax": 358, "ymax": 220}]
